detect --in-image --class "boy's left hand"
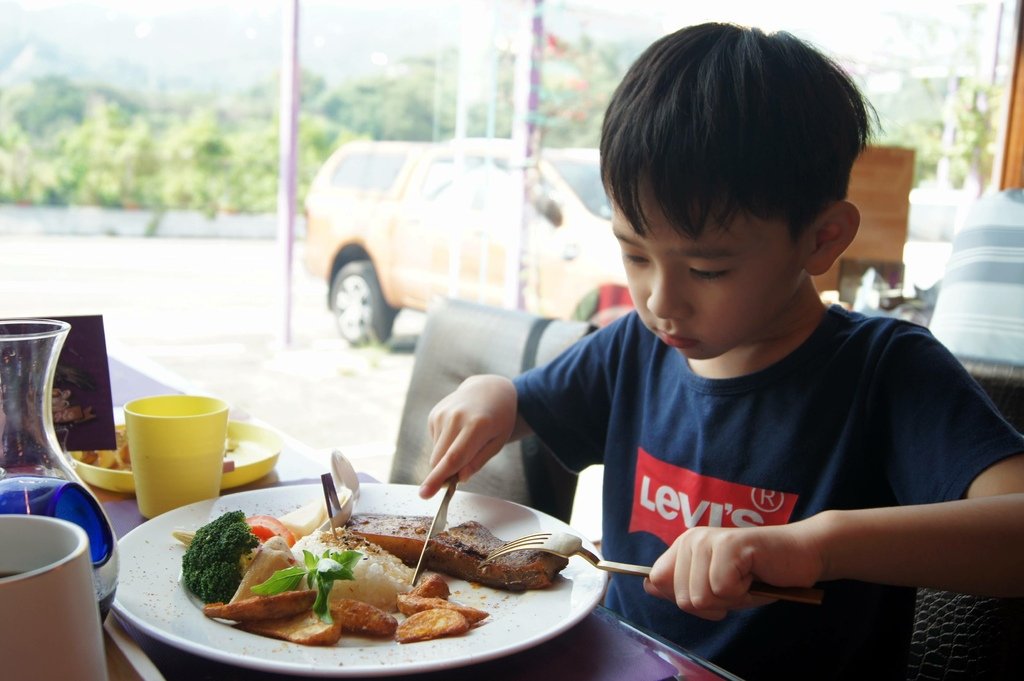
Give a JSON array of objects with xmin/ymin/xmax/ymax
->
[{"xmin": 643, "ymin": 523, "xmax": 825, "ymax": 621}]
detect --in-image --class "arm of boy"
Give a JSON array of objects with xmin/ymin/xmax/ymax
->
[
  {"xmin": 418, "ymin": 375, "xmax": 535, "ymax": 499},
  {"xmin": 645, "ymin": 452, "xmax": 1024, "ymax": 620}
]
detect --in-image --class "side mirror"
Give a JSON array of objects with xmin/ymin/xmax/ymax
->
[{"xmin": 534, "ymin": 193, "xmax": 564, "ymax": 227}]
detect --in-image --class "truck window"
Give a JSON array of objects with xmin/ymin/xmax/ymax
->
[
  {"xmin": 548, "ymin": 158, "xmax": 612, "ymax": 220},
  {"xmin": 431, "ymin": 163, "xmax": 517, "ymax": 212},
  {"xmin": 330, "ymin": 151, "xmax": 407, "ymax": 191},
  {"xmin": 419, "ymin": 155, "xmax": 509, "ymax": 201}
]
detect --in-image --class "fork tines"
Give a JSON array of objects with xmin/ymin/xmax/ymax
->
[{"xmin": 482, "ymin": 532, "xmax": 552, "ymax": 563}]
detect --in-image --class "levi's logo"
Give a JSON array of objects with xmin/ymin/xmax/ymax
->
[{"xmin": 628, "ymin": 448, "xmax": 798, "ymax": 547}]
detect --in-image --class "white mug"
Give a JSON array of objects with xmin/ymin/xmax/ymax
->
[{"xmin": 0, "ymin": 515, "xmax": 108, "ymax": 681}]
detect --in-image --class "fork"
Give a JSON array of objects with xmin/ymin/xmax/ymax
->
[{"xmin": 483, "ymin": 531, "xmax": 824, "ymax": 605}]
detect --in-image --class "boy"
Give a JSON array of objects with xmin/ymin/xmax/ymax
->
[{"xmin": 419, "ymin": 23, "xmax": 1024, "ymax": 679}]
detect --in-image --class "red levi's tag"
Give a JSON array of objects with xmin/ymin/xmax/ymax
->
[{"xmin": 628, "ymin": 448, "xmax": 799, "ymax": 546}]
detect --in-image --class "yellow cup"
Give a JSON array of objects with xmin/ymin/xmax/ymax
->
[{"xmin": 124, "ymin": 394, "xmax": 230, "ymax": 519}]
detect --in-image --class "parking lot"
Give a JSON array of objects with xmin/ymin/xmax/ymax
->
[{"xmin": 2, "ymin": 233, "xmax": 424, "ymax": 481}]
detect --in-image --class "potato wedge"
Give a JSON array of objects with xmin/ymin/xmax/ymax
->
[
  {"xmin": 409, "ymin": 573, "xmax": 449, "ymax": 600},
  {"xmin": 395, "ymin": 608, "xmax": 470, "ymax": 644},
  {"xmin": 330, "ymin": 598, "xmax": 398, "ymax": 638},
  {"xmin": 203, "ymin": 590, "xmax": 316, "ymax": 622},
  {"xmin": 238, "ymin": 610, "xmax": 342, "ymax": 647},
  {"xmin": 396, "ymin": 594, "xmax": 488, "ymax": 625}
]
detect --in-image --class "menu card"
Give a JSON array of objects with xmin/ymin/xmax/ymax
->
[{"xmin": 53, "ymin": 315, "xmax": 117, "ymax": 452}]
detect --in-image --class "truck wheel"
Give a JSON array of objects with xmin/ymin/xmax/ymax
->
[{"xmin": 330, "ymin": 261, "xmax": 397, "ymax": 345}]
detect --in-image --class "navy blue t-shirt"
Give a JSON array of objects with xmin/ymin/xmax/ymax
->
[{"xmin": 514, "ymin": 306, "xmax": 1023, "ymax": 680}]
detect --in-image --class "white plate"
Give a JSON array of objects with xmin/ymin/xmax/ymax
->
[{"xmin": 112, "ymin": 483, "xmax": 608, "ymax": 677}]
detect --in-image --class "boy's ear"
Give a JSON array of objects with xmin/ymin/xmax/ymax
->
[{"xmin": 803, "ymin": 200, "xmax": 860, "ymax": 276}]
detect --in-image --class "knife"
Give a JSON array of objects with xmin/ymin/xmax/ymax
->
[
  {"xmin": 411, "ymin": 475, "xmax": 458, "ymax": 586},
  {"xmin": 320, "ymin": 473, "xmax": 343, "ymax": 539}
]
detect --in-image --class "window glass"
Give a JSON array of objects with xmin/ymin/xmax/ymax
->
[
  {"xmin": 420, "ymin": 159, "xmax": 457, "ymax": 200},
  {"xmin": 469, "ymin": 163, "xmax": 516, "ymax": 212},
  {"xmin": 548, "ymin": 158, "xmax": 612, "ymax": 220},
  {"xmin": 419, "ymin": 156, "xmax": 507, "ymax": 200},
  {"xmin": 330, "ymin": 152, "xmax": 407, "ymax": 191}
]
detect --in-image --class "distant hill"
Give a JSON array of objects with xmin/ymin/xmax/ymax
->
[{"xmin": 0, "ymin": 1, "xmax": 660, "ymax": 94}]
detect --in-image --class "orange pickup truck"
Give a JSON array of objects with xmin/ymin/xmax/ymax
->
[{"xmin": 303, "ymin": 139, "xmax": 630, "ymax": 345}]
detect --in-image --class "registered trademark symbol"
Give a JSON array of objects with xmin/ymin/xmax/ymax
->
[{"xmin": 750, "ymin": 488, "xmax": 785, "ymax": 513}]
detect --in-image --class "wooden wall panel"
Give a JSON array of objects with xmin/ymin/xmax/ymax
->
[
  {"xmin": 998, "ymin": 1, "xmax": 1024, "ymax": 189},
  {"xmin": 814, "ymin": 145, "xmax": 915, "ymax": 296}
]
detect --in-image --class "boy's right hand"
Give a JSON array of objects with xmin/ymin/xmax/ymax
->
[{"xmin": 418, "ymin": 375, "xmax": 520, "ymax": 499}]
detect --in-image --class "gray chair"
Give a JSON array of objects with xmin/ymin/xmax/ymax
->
[
  {"xmin": 388, "ymin": 298, "xmax": 594, "ymax": 522},
  {"xmin": 907, "ymin": 359, "xmax": 1024, "ymax": 680}
]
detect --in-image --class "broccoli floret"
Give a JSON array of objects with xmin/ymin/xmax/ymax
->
[{"xmin": 182, "ymin": 510, "xmax": 259, "ymax": 603}]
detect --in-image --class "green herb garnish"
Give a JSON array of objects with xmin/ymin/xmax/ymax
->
[
  {"xmin": 249, "ymin": 565, "xmax": 306, "ymax": 595},
  {"xmin": 251, "ymin": 549, "xmax": 362, "ymax": 623}
]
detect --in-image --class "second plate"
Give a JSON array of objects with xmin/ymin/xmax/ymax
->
[{"xmin": 69, "ymin": 420, "xmax": 282, "ymax": 494}]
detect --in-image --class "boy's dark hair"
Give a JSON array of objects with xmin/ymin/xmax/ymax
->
[{"xmin": 600, "ymin": 22, "xmax": 875, "ymax": 239}]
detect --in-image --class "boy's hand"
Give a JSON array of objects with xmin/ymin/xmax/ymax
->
[
  {"xmin": 418, "ymin": 375, "xmax": 519, "ymax": 499},
  {"xmin": 643, "ymin": 523, "xmax": 825, "ymax": 620}
]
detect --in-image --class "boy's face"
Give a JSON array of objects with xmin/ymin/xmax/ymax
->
[{"xmin": 612, "ymin": 195, "xmax": 825, "ymax": 378}]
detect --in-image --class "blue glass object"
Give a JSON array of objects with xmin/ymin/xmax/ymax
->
[
  {"xmin": 0, "ymin": 319, "xmax": 118, "ymax": 615},
  {"xmin": 0, "ymin": 476, "xmax": 115, "ymax": 565}
]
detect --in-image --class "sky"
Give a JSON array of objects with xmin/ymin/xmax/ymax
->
[
  {"xmin": 12, "ymin": 0, "xmax": 1007, "ymax": 49},
  {"xmin": 7, "ymin": 0, "xmax": 1015, "ymax": 80},
  {"xmin": 10, "ymin": 0, "xmax": 994, "ymax": 24}
]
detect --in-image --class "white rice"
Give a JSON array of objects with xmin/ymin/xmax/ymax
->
[{"xmin": 292, "ymin": 529, "xmax": 412, "ymax": 612}]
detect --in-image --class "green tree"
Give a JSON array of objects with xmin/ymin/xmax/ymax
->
[
  {"xmin": 946, "ymin": 78, "xmax": 1002, "ymax": 189},
  {"xmin": 857, "ymin": 3, "xmax": 1008, "ymax": 192},
  {"xmin": 57, "ymin": 102, "xmax": 159, "ymax": 207},
  {"xmin": 221, "ymin": 123, "xmax": 278, "ymax": 214},
  {"xmin": 157, "ymin": 111, "xmax": 230, "ymax": 217},
  {"xmin": 539, "ymin": 33, "xmax": 633, "ymax": 148},
  {"xmin": 315, "ymin": 53, "xmax": 458, "ymax": 141},
  {"xmin": 0, "ymin": 124, "xmax": 29, "ymax": 201},
  {"xmin": 7, "ymin": 76, "xmax": 88, "ymax": 141}
]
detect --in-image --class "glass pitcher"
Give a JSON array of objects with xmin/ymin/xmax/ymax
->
[{"xmin": 0, "ymin": 319, "xmax": 119, "ymax": 615}]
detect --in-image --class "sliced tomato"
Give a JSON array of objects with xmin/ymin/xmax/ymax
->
[{"xmin": 245, "ymin": 514, "xmax": 296, "ymax": 547}]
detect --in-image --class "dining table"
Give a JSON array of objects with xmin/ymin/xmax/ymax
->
[{"xmin": 91, "ymin": 348, "xmax": 743, "ymax": 681}]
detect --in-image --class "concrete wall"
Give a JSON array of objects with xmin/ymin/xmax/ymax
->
[{"xmin": 0, "ymin": 205, "xmax": 306, "ymax": 239}]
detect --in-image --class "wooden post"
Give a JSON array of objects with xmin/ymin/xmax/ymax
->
[{"xmin": 998, "ymin": 0, "xmax": 1024, "ymax": 188}]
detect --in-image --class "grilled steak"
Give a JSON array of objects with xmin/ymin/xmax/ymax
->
[{"xmin": 346, "ymin": 513, "xmax": 567, "ymax": 591}]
